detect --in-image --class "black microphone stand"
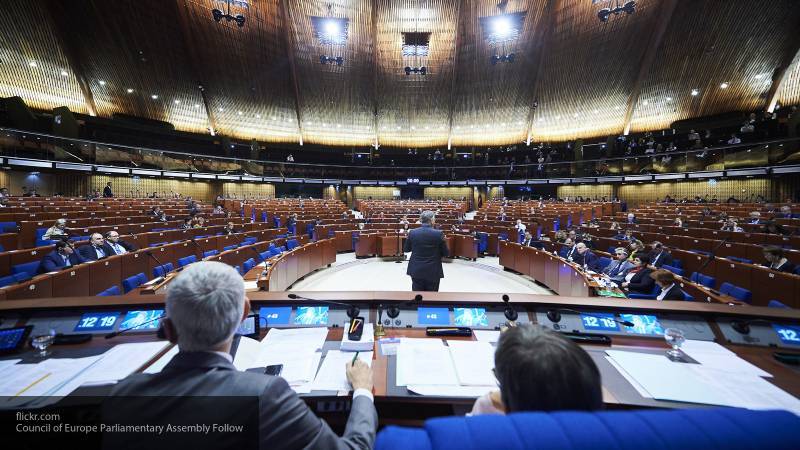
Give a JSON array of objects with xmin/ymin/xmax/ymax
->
[{"xmin": 145, "ymin": 250, "xmax": 169, "ymax": 280}]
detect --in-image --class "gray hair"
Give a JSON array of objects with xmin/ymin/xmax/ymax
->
[
  {"xmin": 420, "ymin": 210, "xmax": 435, "ymax": 224},
  {"xmin": 165, "ymin": 261, "xmax": 245, "ymax": 352}
]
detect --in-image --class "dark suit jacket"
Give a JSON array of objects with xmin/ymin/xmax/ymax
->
[
  {"xmin": 572, "ymin": 250, "xmax": 600, "ymax": 271},
  {"xmin": 626, "ymin": 268, "xmax": 655, "ymax": 294},
  {"xmin": 39, "ymin": 251, "xmax": 86, "ymax": 273},
  {"xmin": 102, "ymin": 240, "xmax": 137, "ymax": 256},
  {"xmin": 559, "ymin": 245, "xmax": 576, "ymax": 259},
  {"xmin": 78, "ymin": 244, "xmax": 108, "ymax": 261},
  {"xmin": 649, "ymin": 250, "xmax": 674, "ymax": 268},
  {"xmin": 764, "ymin": 260, "xmax": 796, "ymax": 273},
  {"xmin": 660, "ymin": 284, "xmax": 686, "ymax": 300},
  {"xmin": 404, "ymin": 224, "xmax": 449, "ymax": 280},
  {"xmin": 102, "ymin": 186, "xmax": 113, "ymax": 197},
  {"xmin": 104, "ymin": 352, "xmax": 377, "ymax": 450}
]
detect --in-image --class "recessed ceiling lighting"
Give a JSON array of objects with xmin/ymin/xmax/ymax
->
[
  {"xmin": 573, "ymin": 113, "xmax": 578, "ymax": 118},
  {"xmin": 322, "ymin": 122, "xmax": 327, "ymax": 126},
  {"xmin": 754, "ymin": 74, "xmax": 763, "ymax": 79},
  {"xmin": 614, "ymin": 106, "xmax": 620, "ymax": 110},
  {"xmin": 337, "ymin": 124, "xmax": 341, "ymax": 128},
  {"xmin": 174, "ymin": 99, "xmax": 180, "ymax": 104},
  {"xmin": 126, "ymin": 88, "xmax": 134, "ymax": 93},
  {"xmin": 411, "ymin": 126, "xmax": 416, "ymax": 130},
  {"xmin": 470, "ymin": 125, "xmax": 475, "ymax": 129},
  {"xmin": 642, "ymin": 100, "xmax": 649, "ymax": 106},
  {"xmin": 666, "ymin": 97, "xmax": 672, "ymax": 102},
  {"xmin": 720, "ymin": 82, "xmax": 729, "ymax": 89},
  {"xmin": 219, "ymin": 107, "xmax": 224, "ymax": 111},
  {"xmin": 396, "ymin": 126, "xmax": 401, "ymax": 130},
  {"xmin": 455, "ymin": 126, "xmax": 460, "ymax": 130},
  {"xmin": 237, "ymin": 111, "xmax": 243, "ymax": 115},
  {"xmin": 60, "ymin": 70, "xmax": 68, "ymax": 77},
  {"xmin": 555, "ymin": 116, "xmax": 561, "ymax": 120},
  {"xmin": 593, "ymin": 110, "xmax": 598, "ymax": 114},
  {"xmin": 150, "ymin": 94, "xmax": 158, "ymax": 100},
  {"xmin": 270, "ymin": 116, "xmax": 276, "ymax": 120},
  {"xmin": 691, "ymin": 89, "xmax": 699, "ymax": 96},
  {"xmin": 98, "ymin": 80, "xmax": 106, "ymax": 86},
  {"xmin": 28, "ymin": 61, "xmax": 37, "ymax": 67},
  {"xmin": 256, "ymin": 114, "xmax": 261, "ymax": 118},
  {"xmin": 425, "ymin": 126, "xmax": 430, "ymax": 130},
  {"xmin": 538, "ymin": 118, "xmax": 544, "ymax": 122},
  {"xmin": 194, "ymin": 103, "xmax": 200, "ymax": 108}
]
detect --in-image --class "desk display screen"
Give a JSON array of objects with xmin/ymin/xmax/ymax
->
[
  {"xmin": 259, "ymin": 307, "xmax": 292, "ymax": 326},
  {"xmin": 773, "ymin": 324, "xmax": 800, "ymax": 345},
  {"xmin": 418, "ymin": 307, "xmax": 450, "ymax": 326},
  {"xmin": 120, "ymin": 310, "xmax": 164, "ymax": 331},
  {"xmin": 620, "ymin": 314, "xmax": 664, "ymax": 336},
  {"xmin": 294, "ymin": 306, "xmax": 329, "ymax": 325},
  {"xmin": 454, "ymin": 308, "xmax": 488, "ymax": 327},
  {"xmin": 0, "ymin": 327, "xmax": 27, "ymax": 350},
  {"xmin": 74, "ymin": 312, "xmax": 120, "ymax": 332},
  {"xmin": 580, "ymin": 313, "xmax": 619, "ymax": 332}
]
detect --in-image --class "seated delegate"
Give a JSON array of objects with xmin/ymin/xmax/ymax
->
[
  {"xmin": 471, "ymin": 324, "xmax": 602, "ymax": 415},
  {"xmin": 39, "ymin": 241, "xmax": 86, "ymax": 273},
  {"xmin": 620, "ymin": 254, "xmax": 655, "ymax": 295},
  {"xmin": 104, "ymin": 262, "xmax": 378, "ymax": 449}
]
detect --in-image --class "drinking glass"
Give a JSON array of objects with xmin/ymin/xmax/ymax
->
[
  {"xmin": 31, "ymin": 328, "xmax": 56, "ymax": 358},
  {"xmin": 664, "ymin": 328, "xmax": 685, "ymax": 359}
]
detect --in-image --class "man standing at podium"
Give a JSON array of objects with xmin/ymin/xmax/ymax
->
[{"xmin": 404, "ymin": 210, "xmax": 449, "ymax": 291}]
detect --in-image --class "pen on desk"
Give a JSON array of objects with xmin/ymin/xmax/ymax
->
[
  {"xmin": 14, "ymin": 373, "xmax": 51, "ymax": 397},
  {"xmin": 351, "ymin": 351, "xmax": 359, "ymax": 365}
]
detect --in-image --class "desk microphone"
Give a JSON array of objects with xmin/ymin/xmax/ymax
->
[
  {"xmin": 287, "ymin": 293, "xmax": 360, "ymax": 319},
  {"xmin": 230, "ymin": 231, "xmax": 272, "ymax": 275},
  {"xmin": 730, "ymin": 318, "xmax": 772, "ymax": 335},
  {"xmin": 186, "ymin": 236, "xmax": 204, "ymax": 257},
  {"xmin": 546, "ymin": 308, "xmax": 634, "ymax": 327},
  {"xmin": 501, "ymin": 294, "xmax": 518, "ymax": 322},
  {"xmin": 105, "ymin": 313, "xmax": 165, "ymax": 339}
]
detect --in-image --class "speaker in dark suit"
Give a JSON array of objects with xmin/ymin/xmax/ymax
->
[
  {"xmin": 648, "ymin": 243, "xmax": 674, "ymax": 268},
  {"xmin": 77, "ymin": 233, "xmax": 108, "ymax": 261},
  {"xmin": 403, "ymin": 211, "xmax": 449, "ymax": 291},
  {"xmin": 102, "ymin": 231, "xmax": 137, "ymax": 255},
  {"xmin": 102, "ymin": 182, "xmax": 113, "ymax": 198}
]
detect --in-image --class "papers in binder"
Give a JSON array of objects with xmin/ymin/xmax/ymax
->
[{"xmin": 311, "ymin": 350, "xmax": 372, "ymax": 392}]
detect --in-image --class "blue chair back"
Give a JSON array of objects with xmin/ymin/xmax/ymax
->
[
  {"xmin": 0, "ymin": 221, "xmax": 17, "ymax": 233},
  {"xmin": 287, "ymin": 238, "xmax": 300, "ymax": 250},
  {"xmin": 269, "ymin": 248, "xmax": 281, "ymax": 257},
  {"xmin": 122, "ymin": 273, "xmax": 146, "ymax": 293},
  {"xmin": 477, "ymin": 232, "xmax": 488, "ymax": 253},
  {"xmin": 689, "ymin": 272, "xmax": 716, "ymax": 289},
  {"xmin": 627, "ymin": 283, "xmax": 661, "ymax": 300},
  {"xmin": 259, "ymin": 251, "xmax": 270, "ymax": 261},
  {"xmin": 768, "ymin": 300, "xmax": 790, "ymax": 309},
  {"xmin": 12, "ymin": 261, "xmax": 41, "ymax": 279},
  {"xmin": 279, "ymin": 245, "xmax": 287, "ymax": 252},
  {"xmin": 242, "ymin": 258, "xmax": 256, "ymax": 273},
  {"xmin": 149, "ymin": 241, "xmax": 167, "ymax": 247},
  {"xmin": 223, "ymin": 244, "xmax": 237, "ymax": 252},
  {"xmin": 720, "ymin": 282, "xmax": 753, "ymax": 303},
  {"xmin": 670, "ymin": 259, "xmax": 682, "ymax": 269},
  {"xmin": 498, "ymin": 233, "xmax": 508, "ymax": 241},
  {"xmin": 153, "ymin": 263, "xmax": 174, "ymax": 278},
  {"xmin": 597, "ymin": 256, "xmax": 611, "ymax": 271},
  {"xmin": 242, "ymin": 237, "xmax": 257, "ymax": 246},
  {"xmin": 726, "ymin": 256, "xmax": 752, "ymax": 264},
  {"xmin": 0, "ymin": 275, "xmax": 17, "ymax": 288},
  {"xmin": 98, "ymin": 285, "xmax": 121, "ymax": 296},
  {"xmin": 374, "ymin": 408, "xmax": 800, "ymax": 450},
  {"xmin": 202, "ymin": 250, "xmax": 218, "ymax": 258},
  {"xmin": 662, "ymin": 264, "xmax": 684, "ymax": 276},
  {"xmin": 177, "ymin": 255, "xmax": 198, "ymax": 268}
]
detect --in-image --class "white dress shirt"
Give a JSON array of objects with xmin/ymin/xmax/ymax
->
[{"xmin": 656, "ymin": 283, "xmax": 675, "ymax": 301}]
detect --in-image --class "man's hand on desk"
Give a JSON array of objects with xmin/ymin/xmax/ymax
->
[{"xmin": 346, "ymin": 359, "xmax": 373, "ymax": 392}]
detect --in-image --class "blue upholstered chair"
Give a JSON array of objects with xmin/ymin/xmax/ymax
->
[
  {"xmin": 12, "ymin": 261, "xmax": 41, "ymax": 280},
  {"xmin": 725, "ymin": 256, "xmax": 752, "ymax": 264},
  {"xmin": 177, "ymin": 255, "xmax": 198, "ymax": 268},
  {"xmin": 768, "ymin": 300, "xmax": 790, "ymax": 309},
  {"xmin": 202, "ymin": 249, "xmax": 219, "ymax": 258},
  {"xmin": 662, "ymin": 264, "xmax": 684, "ymax": 276},
  {"xmin": 98, "ymin": 285, "xmax": 121, "ymax": 296},
  {"xmin": 374, "ymin": 408, "xmax": 800, "ymax": 450},
  {"xmin": 627, "ymin": 283, "xmax": 661, "ymax": 300},
  {"xmin": 690, "ymin": 272, "xmax": 716, "ymax": 289},
  {"xmin": 720, "ymin": 282, "xmax": 752, "ymax": 303},
  {"xmin": 122, "ymin": 273, "xmax": 148, "ymax": 293},
  {"xmin": 223, "ymin": 244, "xmax": 237, "ymax": 252},
  {"xmin": 153, "ymin": 263, "xmax": 174, "ymax": 278}
]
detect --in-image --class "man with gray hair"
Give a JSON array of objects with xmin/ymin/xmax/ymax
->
[
  {"xmin": 403, "ymin": 210, "xmax": 449, "ymax": 291},
  {"xmin": 106, "ymin": 262, "xmax": 377, "ymax": 449}
]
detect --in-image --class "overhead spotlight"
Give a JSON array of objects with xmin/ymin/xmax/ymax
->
[
  {"xmin": 691, "ymin": 89, "xmax": 700, "ymax": 96},
  {"xmin": 491, "ymin": 53, "xmax": 515, "ymax": 65},
  {"xmin": 492, "ymin": 15, "xmax": 513, "ymax": 39},
  {"xmin": 320, "ymin": 55, "xmax": 344, "ymax": 66},
  {"xmin": 211, "ymin": 1, "xmax": 246, "ymax": 27},
  {"xmin": 404, "ymin": 66, "xmax": 411, "ymax": 75},
  {"xmin": 323, "ymin": 20, "xmax": 340, "ymax": 38},
  {"xmin": 404, "ymin": 66, "xmax": 427, "ymax": 75},
  {"xmin": 720, "ymin": 82, "xmax": 729, "ymax": 89}
]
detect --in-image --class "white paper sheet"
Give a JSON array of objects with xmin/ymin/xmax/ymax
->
[
  {"xmin": 143, "ymin": 345, "xmax": 179, "ymax": 374},
  {"xmin": 81, "ymin": 341, "xmax": 172, "ymax": 386},
  {"xmin": 290, "ymin": 352, "xmax": 322, "ymax": 394},
  {"xmin": 233, "ymin": 336, "xmax": 263, "ymax": 371},
  {"xmin": 604, "ymin": 356, "xmax": 652, "ymax": 398},
  {"xmin": 396, "ymin": 342, "xmax": 458, "ymax": 386},
  {"xmin": 341, "ymin": 323, "xmax": 375, "ymax": 352},
  {"xmin": 447, "ymin": 341, "xmax": 497, "ymax": 387},
  {"xmin": 473, "ymin": 330, "xmax": 501, "ymax": 343},
  {"xmin": 680, "ymin": 340, "xmax": 771, "ymax": 377},
  {"xmin": 0, "ymin": 359, "xmax": 21, "ymax": 375},
  {"xmin": 0, "ymin": 356, "xmax": 104, "ymax": 408},
  {"xmin": 407, "ymin": 385, "xmax": 496, "ymax": 398},
  {"xmin": 311, "ymin": 350, "xmax": 372, "ymax": 392}
]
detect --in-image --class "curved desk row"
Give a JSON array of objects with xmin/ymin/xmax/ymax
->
[
  {"xmin": 354, "ymin": 232, "xmax": 478, "ymax": 260},
  {"xmin": 257, "ymin": 239, "xmax": 337, "ymax": 291}
]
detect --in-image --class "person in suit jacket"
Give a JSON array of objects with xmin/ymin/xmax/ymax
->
[
  {"xmin": 102, "ymin": 181, "xmax": 113, "ymax": 198},
  {"xmin": 223, "ymin": 221, "xmax": 238, "ymax": 235},
  {"xmin": 763, "ymin": 246, "xmax": 796, "ymax": 273},
  {"xmin": 621, "ymin": 254, "xmax": 655, "ymax": 295},
  {"xmin": 571, "ymin": 243, "xmax": 600, "ymax": 271},
  {"xmin": 403, "ymin": 211, "xmax": 449, "ymax": 291},
  {"xmin": 39, "ymin": 241, "xmax": 86, "ymax": 273},
  {"xmin": 77, "ymin": 233, "xmax": 108, "ymax": 261},
  {"xmin": 652, "ymin": 270, "xmax": 687, "ymax": 301},
  {"xmin": 601, "ymin": 248, "xmax": 635, "ymax": 282},
  {"xmin": 558, "ymin": 238, "xmax": 576, "ymax": 259},
  {"xmin": 648, "ymin": 242, "xmax": 674, "ymax": 268},
  {"xmin": 102, "ymin": 231, "xmax": 137, "ymax": 256},
  {"xmin": 104, "ymin": 262, "xmax": 377, "ymax": 450},
  {"xmin": 748, "ymin": 211, "xmax": 762, "ymax": 224}
]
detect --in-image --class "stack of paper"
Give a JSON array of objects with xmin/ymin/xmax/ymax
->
[
  {"xmin": 680, "ymin": 340, "xmax": 771, "ymax": 377},
  {"xmin": 232, "ymin": 328, "xmax": 328, "ymax": 392},
  {"xmin": 396, "ymin": 339, "xmax": 497, "ymax": 398},
  {"xmin": 473, "ymin": 330, "xmax": 501, "ymax": 343},
  {"xmin": 81, "ymin": 341, "xmax": 172, "ymax": 386},
  {"xmin": 311, "ymin": 350, "xmax": 372, "ymax": 392},
  {"xmin": 341, "ymin": 323, "xmax": 375, "ymax": 352},
  {"xmin": 606, "ymin": 349, "xmax": 800, "ymax": 414},
  {"xmin": 0, "ymin": 356, "xmax": 105, "ymax": 408}
]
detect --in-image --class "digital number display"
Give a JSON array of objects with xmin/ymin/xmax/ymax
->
[
  {"xmin": 74, "ymin": 312, "xmax": 120, "ymax": 332},
  {"xmin": 119, "ymin": 310, "xmax": 164, "ymax": 331},
  {"xmin": 418, "ymin": 307, "xmax": 450, "ymax": 326},
  {"xmin": 0, "ymin": 328, "xmax": 26, "ymax": 350},
  {"xmin": 294, "ymin": 306, "xmax": 329, "ymax": 325},
  {"xmin": 236, "ymin": 315, "xmax": 257, "ymax": 336},
  {"xmin": 580, "ymin": 313, "xmax": 619, "ymax": 332},
  {"xmin": 259, "ymin": 307, "xmax": 292, "ymax": 326},
  {"xmin": 454, "ymin": 308, "xmax": 488, "ymax": 327},
  {"xmin": 773, "ymin": 324, "xmax": 800, "ymax": 345},
  {"xmin": 620, "ymin": 314, "xmax": 664, "ymax": 336}
]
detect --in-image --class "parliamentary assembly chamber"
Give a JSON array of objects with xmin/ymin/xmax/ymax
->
[{"xmin": 1, "ymin": 0, "xmax": 800, "ymax": 449}]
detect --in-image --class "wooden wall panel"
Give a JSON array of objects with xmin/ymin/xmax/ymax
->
[
  {"xmin": 617, "ymin": 178, "xmax": 772, "ymax": 207},
  {"xmin": 557, "ymin": 184, "xmax": 613, "ymax": 200},
  {"xmin": 89, "ymin": 175, "xmax": 217, "ymax": 201},
  {"xmin": 423, "ymin": 186, "xmax": 471, "ymax": 199},
  {"xmin": 220, "ymin": 182, "xmax": 276, "ymax": 198},
  {"xmin": 353, "ymin": 186, "xmax": 398, "ymax": 200}
]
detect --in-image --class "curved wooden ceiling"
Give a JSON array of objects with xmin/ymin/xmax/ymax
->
[{"xmin": 1, "ymin": 0, "xmax": 800, "ymax": 147}]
